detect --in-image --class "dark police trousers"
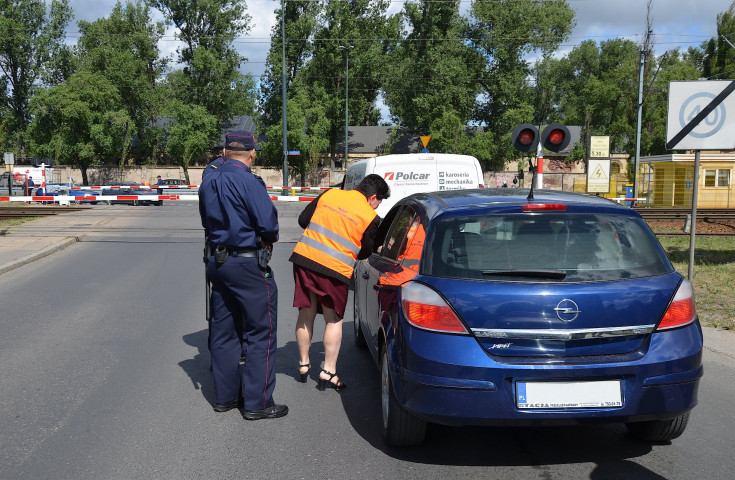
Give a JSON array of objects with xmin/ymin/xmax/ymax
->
[{"xmin": 207, "ymin": 254, "xmax": 278, "ymax": 411}]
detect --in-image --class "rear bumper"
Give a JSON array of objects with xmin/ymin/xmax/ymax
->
[{"xmin": 390, "ymin": 323, "xmax": 703, "ymax": 427}]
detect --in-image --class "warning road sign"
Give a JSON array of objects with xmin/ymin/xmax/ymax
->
[
  {"xmin": 587, "ymin": 159, "xmax": 610, "ymax": 193},
  {"xmin": 667, "ymin": 80, "xmax": 735, "ymax": 150},
  {"xmin": 591, "ymin": 165, "xmax": 607, "ymax": 179}
]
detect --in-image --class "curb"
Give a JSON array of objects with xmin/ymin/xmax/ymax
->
[{"xmin": 0, "ymin": 236, "xmax": 81, "ymax": 276}]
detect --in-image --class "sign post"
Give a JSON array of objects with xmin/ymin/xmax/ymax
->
[
  {"xmin": 587, "ymin": 136, "xmax": 610, "ymax": 194},
  {"xmin": 3, "ymin": 153, "xmax": 14, "ymax": 195},
  {"xmin": 666, "ymin": 80, "xmax": 735, "ymax": 280},
  {"xmin": 420, "ymin": 136, "xmax": 431, "ymax": 154}
]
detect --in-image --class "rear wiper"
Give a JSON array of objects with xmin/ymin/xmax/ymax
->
[{"xmin": 482, "ymin": 269, "xmax": 567, "ymax": 279}]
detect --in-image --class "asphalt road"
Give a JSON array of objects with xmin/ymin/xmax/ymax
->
[{"xmin": 0, "ymin": 202, "xmax": 733, "ymax": 480}]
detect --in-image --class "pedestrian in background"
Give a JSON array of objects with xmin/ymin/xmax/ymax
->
[
  {"xmin": 290, "ymin": 174, "xmax": 390, "ymax": 390},
  {"xmin": 198, "ymin": 130, "xmax": 287, "ymax": 420},
  {"xmin": 27, "ymin": 176, "xmax": 35, "ymax": 196}
]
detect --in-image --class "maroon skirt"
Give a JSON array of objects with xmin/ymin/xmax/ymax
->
[{"xmin": 292, "ymin": 264, "xmax": 349, "ymax": 318}]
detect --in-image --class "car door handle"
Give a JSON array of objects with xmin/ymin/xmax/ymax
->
[{"xmin": 362, "ymin": 272, "xmax": 370, "ymax": 279}]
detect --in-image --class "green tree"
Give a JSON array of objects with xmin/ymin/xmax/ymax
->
[
  {"xmin": 382, "ymin": 0, "xmax": 481, "ymax": 135},
  {"xmin": 641, "ymin": 49, "xmax": 701, "ymax": 155},
  {"xmin": 27, "ymin": 72, "xmax": 132, "ymax": 185},
  {"xmin": 260, "ymin": 85, "xmax": 330, "ymax": 186},
  {"xmin": 305, "ymin": 0, "xmax": 398, "ymax": 162},
  {"xmin": 701, "ymin": 1, "xmax": 735, "ymax": 79},
  {"xmin": 152, "ymin": 0, "xmax": 254, "ymax": 124},
  {"xmin": 259, "ymin": 0, "xmax": 397, "ymax": 170},
  {"xmin": 536, "ymin": 39, "xmax": 640, "ymax": 164},
  {"xmin": 259, "ymin": 0, "xmax": 320, "ymax": 131},
  {"xmin": 162, "ymin": 100, "xmax": 218, "ymax": 183},
  {"xmin": 76, "ymin": 0, "xmax": 169, "ymax": 164},
  {"xmin": 469, "ymin": 0, "xmax": 575, "ymax": 169},
  {"xmin": 0, "ymin": 0, "xmax": 72, "ymax": 155}
]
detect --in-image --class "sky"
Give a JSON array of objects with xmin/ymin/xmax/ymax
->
[{"xmin": 63, "ymin": 0, "xmax": 735, "ymax": 120}]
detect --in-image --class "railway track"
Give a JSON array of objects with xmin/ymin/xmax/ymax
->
[
  {"xmin": 634, "ymin": 207, "xmax": 735, "ymax": 221},
  {"xmin": 0, "ymin": 205, "xmax": 90, "ymax": 220},
  {"xmin": 634, "ymin": 208, "xmax": 735, "ymax": 236}
]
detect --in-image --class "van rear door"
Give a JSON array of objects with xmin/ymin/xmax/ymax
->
[
  {"xmin": 372, "ymin": 155, "xmax": 436, "ymax": 217},
  {"xmin": 435, "ymin": 154, "xmax": 484, "ymax": 190}
]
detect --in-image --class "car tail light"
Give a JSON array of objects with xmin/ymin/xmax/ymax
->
[
  {"xmin": 522, "ymin": 203, "xmax": 567, "ymax": 211},
  {"xmin": 656, "ymin": 280, "xmax": 697, "ymax": 331},
  {"xmin": 401, "ymin": 282, "xmax": 469, "ymax": 334}
]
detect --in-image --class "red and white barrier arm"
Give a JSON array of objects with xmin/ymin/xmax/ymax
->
[
  {"xmin": 71, "ymin": 185, "xmax": 328, "ymax": 191},
  {"xmin": 70, "ymin": 185, "xmax": 153, "ymax": 190},
  {"xmin": 611, "ymin": 197, "xmax": 647, "ymax": 204},
  {"xmin": 265, "ymin": 186, "xmax": 334, "ymax": 191},
  {"xmin": 0, "ymin": 195, "xmax": 180, "ymax": 202},
  {"xmin": 1, "ymin": 194, "xmax": 317, "ymax": 203},
  {"xmin": 268, "ymin": 195, "xmax": 316, "ymax": 202}
]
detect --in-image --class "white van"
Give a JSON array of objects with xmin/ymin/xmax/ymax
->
[{"xmin": 343, "ymin": 153, "xmax": 484, "ymax": 217}]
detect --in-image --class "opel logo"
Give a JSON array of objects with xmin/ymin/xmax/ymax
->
[{"xmin": 554, "ymin": 299, "xmax": 581, "ymax": 322}]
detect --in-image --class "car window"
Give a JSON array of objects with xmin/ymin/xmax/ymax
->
[
  {"xmin": 425, "ymin": 213, "xmax": 673, "ymax": 282},
  {"xmin": 380, "ymin": 206, "xmax": 417, "ymax": 261}
]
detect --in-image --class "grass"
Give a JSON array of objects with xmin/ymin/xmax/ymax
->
[
  {"xmin": 0, "ymin": 216, "xmax": 38, "ymax": 234},
  {"xmin": 658, "ymin": 235, "xmax": 735, "ymax": 330}
]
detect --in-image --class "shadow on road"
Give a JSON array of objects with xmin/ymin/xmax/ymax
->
[
  {"xmin": 179, "ymin": 329, "xmax": 215, "ymax": 406},
  {"xmin": 332, "ymin": 322, "xmax": 660, "ymax": 471}
]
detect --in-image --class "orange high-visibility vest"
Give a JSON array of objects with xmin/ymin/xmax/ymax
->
[
  {"xmin": 293, "ymin": 189, "xmax": 377, "ymax": 279},
  {"xmin": 379, "ymin": 221, "xmax": 425, "ymax": 287}
]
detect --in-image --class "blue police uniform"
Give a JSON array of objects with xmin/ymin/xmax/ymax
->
[
  {"xmin": 199, "ymin": 157, "xmax": 280, "ymax": 412},
  {"xmin": 201, "ymin": 155, "xmax": 224, "ymax": 182}
]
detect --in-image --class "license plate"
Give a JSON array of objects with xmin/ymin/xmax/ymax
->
[{"xmin": 516, "ymin": 380, "xmax": 622, "ymax": 409}]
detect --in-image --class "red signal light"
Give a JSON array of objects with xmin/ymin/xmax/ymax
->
[
  {"xmin": 518, "ymin": 129, "xmax": 535, "ymax": 146},
  {"xmin": 547, "ymin": 129, "xmax": 564, "ymax": 146},
  {"xmin": 511, "ymin": 123, "xmax": 539, "ymax": 153},
  {"xmin": 541, "ymin": 123, "xmax": 571, "ymax": 152}
]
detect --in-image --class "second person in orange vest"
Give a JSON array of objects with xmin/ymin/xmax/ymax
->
[{"xmin": 290, "ymin": 174, "xmax": 390, "ymax": 390}]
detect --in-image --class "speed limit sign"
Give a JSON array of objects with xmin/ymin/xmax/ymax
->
[{"xmin": 666, "ymin": 80, "xmax": 735, "ymax": 150}]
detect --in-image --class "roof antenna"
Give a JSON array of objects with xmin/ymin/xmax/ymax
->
[{"xmin": 527, "ymin": 158, "xmax": 536, "ymax": 201}]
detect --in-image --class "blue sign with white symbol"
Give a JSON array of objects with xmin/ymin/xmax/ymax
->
[{"xmin": 517, "ymin": 383, "xmax": 527, "ymax": 405}]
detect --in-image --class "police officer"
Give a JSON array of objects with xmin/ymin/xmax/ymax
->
[
  {"xmin": 202, "ymin": 151, "xmax": 245, "ymax": 367},
  {"xmin": 199, "ymin": 130, "xmax": 287, "ymax": 420}
]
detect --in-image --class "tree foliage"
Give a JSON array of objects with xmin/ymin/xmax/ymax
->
[
  {"xmin": 469, "ymin": 0, "xmax": 575, "ymax": 168},
  {"xmin": 27, "ymin": 72, "xmax": 132, "ymax": 185},
  {"xmin": 382, "ymin": 0, "xmax": 480, "ymax": 134},
  {"xmin": 0, "ymin": 0, "xmax": 71, "ymax": 154},
  {"xmin": 76, "ymin": 0, "xmax": 168, "ymax": 164},
  {"xmin": 162, "ymin": 100, "xmax": 218, "ymax": 183},
  {"xmin": 152, "ymin": 0, "xmax": 253, "ymax": 124},
  {"xmin": 4, "ymin": 0, "xmax": 735, "ymax": 176}
]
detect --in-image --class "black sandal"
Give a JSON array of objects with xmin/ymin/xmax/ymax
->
[
  {"xmin": 317, "ymin": 369, "xmax": 346, "ymax": 391},
  {"xmin": 298, "ymin": 363, "xmax": 310, "ymax": 383}
]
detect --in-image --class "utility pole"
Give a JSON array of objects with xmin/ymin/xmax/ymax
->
[
  {"xmin": 634, "ymin": 49, "xmax": 645, "ymax": 202},
  {"xmin": 281, "ymin": 0, "xmax": 289, "ymax": 194},
  {"xmin": 340, "ymin": 45, "xmax": 354, "ymax": 170}
]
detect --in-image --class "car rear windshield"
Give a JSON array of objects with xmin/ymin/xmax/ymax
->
[{"xmin": 424, "ymin": 213, "xmax": 673, "ymax": 282}]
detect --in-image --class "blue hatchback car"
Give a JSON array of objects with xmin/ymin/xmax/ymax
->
[{"xmin": 353, "ymin": 189, "xmax": 702, "ymax": 446}]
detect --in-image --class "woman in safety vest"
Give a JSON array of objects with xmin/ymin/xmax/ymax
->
[{"xmin": 290, "ymin": 174, "xmax": 390, "ymax": 390}]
